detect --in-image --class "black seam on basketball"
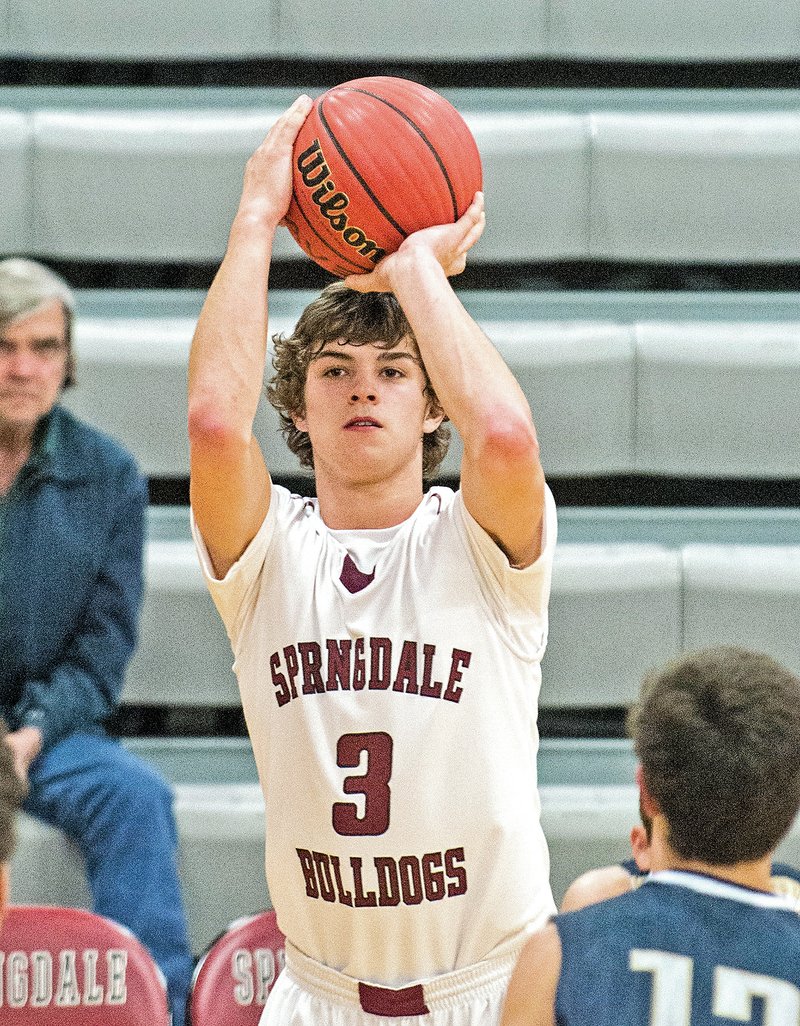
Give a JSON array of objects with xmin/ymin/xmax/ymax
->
[
  {"xmin": 289, "ymin": 196, "xmax": 368, "ymax": 274},
  {"xmin": 345, "ymin": 87, "xmax": 460, "ymax": 223},
  {"xmin": 319, "ymin": 96, "xmax": 410, "ymax": 238}
]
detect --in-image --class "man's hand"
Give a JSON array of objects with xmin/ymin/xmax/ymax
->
[
  {"xmin": 235, "ymin": 94, "xmax": 314, "ymax": 232},
  {"xmin": 6, "ymin": 727, "xmax": 42, "ymax": 787},
  {"xmin": 344, "ymin": 192, "xmax": 486, "ymax": 294}
]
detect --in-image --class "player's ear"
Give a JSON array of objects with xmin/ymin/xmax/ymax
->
[
  {"xmin": 292, "ymin": 408, "xmax": 308, "ymax": 433},
  {"xmin": 630, "ymin": 825, "xmax": 652, "ymax": 873},
  {"xmin": 422, "ymin": 393, "xmax": 445, "ymax": 434},
  {"xmin": 423, "ymin": 409, "xmax": 445, "ymax": 434}
]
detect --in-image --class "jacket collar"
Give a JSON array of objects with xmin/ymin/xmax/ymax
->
[{"xmin": 26, "ymin": 405, "xmax": 89, "ymax": 485}]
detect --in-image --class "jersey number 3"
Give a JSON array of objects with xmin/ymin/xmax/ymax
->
[{"xmin": 332, "ymin": 732, "xmax": 393, "ymax": 836}]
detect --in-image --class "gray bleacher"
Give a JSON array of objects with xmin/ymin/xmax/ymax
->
[
  {"xmin": 3, "ymin": 0, "xmax": 799, "ymax": 60},
  {"xmin": 4, "ymin": 88, "xmax": 800, "ymax": 266}
]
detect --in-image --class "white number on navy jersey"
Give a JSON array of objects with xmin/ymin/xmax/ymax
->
[
  {"xmin": 714, "ymin": 966, "xmax": 800, "ymax": 1025},
  {"xmin": 629, "ymin": 950, "xmax": 693, "ymax": 1026},
  {"xmin": 332, "ymin": 732, "xmax": 393, "ymax": 836},
  {"xmin": 629, "ymin": 950, "xmax": 800, "ymax": 1025}
]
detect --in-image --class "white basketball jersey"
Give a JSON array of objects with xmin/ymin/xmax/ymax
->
[{"xmin": 193, "ymin": 484, "xmax": 557, "ymax": 987}]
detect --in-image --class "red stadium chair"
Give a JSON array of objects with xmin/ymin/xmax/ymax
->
[
  {"xmin": 0, "ymin": 904, "xmax": 170, "ymax": 1023},
  {"xmin": 189, "ymin": 909, "xmax": 286, "ymax": 1025}
]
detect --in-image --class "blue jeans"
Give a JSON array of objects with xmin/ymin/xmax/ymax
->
[{"xmin": 24, "ymin": 732, "xmax": 193, "ymax": 1026}]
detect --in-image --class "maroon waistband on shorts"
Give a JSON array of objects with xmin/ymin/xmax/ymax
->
[{"xmin": 358, "ymin": 981, "xmax": 430, "ymax": 1017}]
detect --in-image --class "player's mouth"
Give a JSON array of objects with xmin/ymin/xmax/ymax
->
[{"xmin": 344, "ymin": 417, "xmax": 382, "ymax": 429}]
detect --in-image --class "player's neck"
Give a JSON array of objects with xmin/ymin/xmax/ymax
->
[
  {"xmin": 651, "ymin": 839, "xmax": 774, "ymax": 893},
  {"xmin": 314, "ymin": 466, "xmax": 425, "ymax": 530}
]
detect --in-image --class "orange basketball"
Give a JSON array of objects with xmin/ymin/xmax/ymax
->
[{"xmin": 284, "ymin": 77, "xmax": 483, "ymax": 278}]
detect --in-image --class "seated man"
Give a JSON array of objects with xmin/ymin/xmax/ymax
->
[
  {"xmin": 0, "ymin": 259, "xmax": 193, "ymax": 1024},
  {"xmin": 502, "ymin": 646, "xmax": 800, "ymax": 1026},
  {"xmin": 561, "ymin": 805, "xmax": 800, "ymax": 913}
]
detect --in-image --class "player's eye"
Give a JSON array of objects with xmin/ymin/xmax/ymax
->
[{"xmin": 381, "ymin": 367, "xmax": 404, "ymax": 378}]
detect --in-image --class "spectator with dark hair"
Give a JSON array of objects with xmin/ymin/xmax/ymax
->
[
  {"xmin": 0, "ymin": 258, "xmax": 193, "ymax": 1023},
  {"xmin": 502, "ymin": 646, "xmax": 800, "ymax": 1026}
]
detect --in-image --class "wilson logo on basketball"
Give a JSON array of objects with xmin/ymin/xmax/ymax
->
[{"xmin": 296, "ymin": 140, "xmax": 386, "ymax": 265}]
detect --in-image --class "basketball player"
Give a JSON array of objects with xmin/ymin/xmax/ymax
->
[
  {"xmin": 560, "ymin": 806, "xmax": 800, "ymax": 912},
  {"xmin": 501, "ymin": 646, "xmax": 800, "ymax": 1026},
  {"xmin": 189, "ymin": 95, "xmax": 558, "ymax": 1025}
]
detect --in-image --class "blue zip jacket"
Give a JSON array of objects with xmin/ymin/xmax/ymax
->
[{"xmin": 0, "ymin": 404, "xmax": 147, "ymax": 753}]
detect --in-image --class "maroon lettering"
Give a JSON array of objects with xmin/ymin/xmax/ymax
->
[
  {"xmin": 283, "ymin": 645, "xmax": 300, "ymax": 701},
  {"xmin": 352, "ymin": 637, "xmax": 367, "ymax": 690},
  {"xmin": 351, "ymin": 858, "xmax": 378, "ymax": 908},
  {"xmin": 312, "ymin": 851, "xmax": 336, "ymax": 902},
  {"xmin": 330, "ymin": 855, "xmax": 353, "ymax": 906},
  {"xmin": 392, "ymin": 640, "xmax": 419, "ymax": 694},
  {"xmin": 297, "ymin": 848, "xmax": 468, "ymax": 908},
  {"xmin": 326, "ymin": 639, "xmax": 352, "ymax": 691},
  {"xmin": 398, "ymin": 856, "xmax": 424, "ymax": 905},
  {"xmin": 296, "ymin": 849, "xmax": 318, "ymax": 898},
  {"xmin": 375, "ymin": 857, "xmax": 401, "ymax": 906},
  {"xmin": 445, "ymin": 847, "xmax": 468, "ymax": 896},
  {"xmin": 419, "ymin": 643, "xmax": 442, "ymax": 698},
  {"xmin": 368, "ymin": 637, "xmax": 392, "ymax": 690},
  {"xmin": 422, "ymin": 851, "xmax": 446, "ymax": 901},
  {"xmin": 298, "ymin": 642, "xmax": 325, "ymax": 695},
  {"xmin": 443, "ymin": 649, "xmax": 471, "ymax": 703},
  {"xmin": 270, "ymin": 651, "xmax": 291, "ymax": 707},
  {"xmin": 269, "ymin": 637, "xmax": 473, "ymax": 707}
]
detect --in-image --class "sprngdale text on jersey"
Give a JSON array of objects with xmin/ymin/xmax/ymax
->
[{"xmin": 271, "ymin": 638, "xmax": 473, "ymax": 707}]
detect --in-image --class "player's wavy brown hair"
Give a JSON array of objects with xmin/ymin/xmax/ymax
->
[
  {"xmin": 267, "ymin": 282, "xmax": 450, "ymax": 479},
  {"xmin": 628, "ymin": 646, "xmax": 800, "ymax": 866}
]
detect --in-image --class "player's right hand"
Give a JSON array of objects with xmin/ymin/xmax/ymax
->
[
  {"xmin": 236, "ymin": 94, "xmax": 313, "ymax": 231},
  {"xmin": 345, "ymin": 192, "xmax": 486, "ymax": 293}
]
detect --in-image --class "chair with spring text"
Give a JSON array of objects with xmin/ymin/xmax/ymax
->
[
  {"xmin": 0, "ymin": 904, "xmax": 170, "ymax": 1023},
  {"xmin": 189, "ymin": 909, "xmax": 286, "ymax": 1026}
]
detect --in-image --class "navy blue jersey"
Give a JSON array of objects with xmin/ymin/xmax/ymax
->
[{"xmin": 555, "ymin": 871, "xmax": 800, "ymax": 1026}]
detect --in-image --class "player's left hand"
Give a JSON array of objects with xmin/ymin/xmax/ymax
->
[{"xmin": 344, "ymin": 192, "xmax": 485, "ymax": 293}]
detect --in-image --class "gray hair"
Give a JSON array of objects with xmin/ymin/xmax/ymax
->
[{"xmin": 0, "ymin": 258, "xmax": 76, "ymax": 388}]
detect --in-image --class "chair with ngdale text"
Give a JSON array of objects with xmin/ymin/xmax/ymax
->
[
  {"xmin": 189, "ymin": 909, "xmax": 286, "ymax": 1025},
  {"xmin": 0, "ymin": 904, "xmax": 170, "ymax": 1023}
]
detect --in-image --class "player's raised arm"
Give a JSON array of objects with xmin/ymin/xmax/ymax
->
[
  {"xmin": 345, "ymin": 194, "xmax": 546, "ymax": 568},
  {"xmin": 188, "ymin": 95, "xmax": 313, "ymax": 578}
]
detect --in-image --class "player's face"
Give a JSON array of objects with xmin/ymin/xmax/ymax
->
[
  {"xmin": 295, "ymin": 335, "xmax": 443, "ymax": 484},
  {"xmin": 0, "ymin": 300, "xmax": 69, "ymax": 440}
]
